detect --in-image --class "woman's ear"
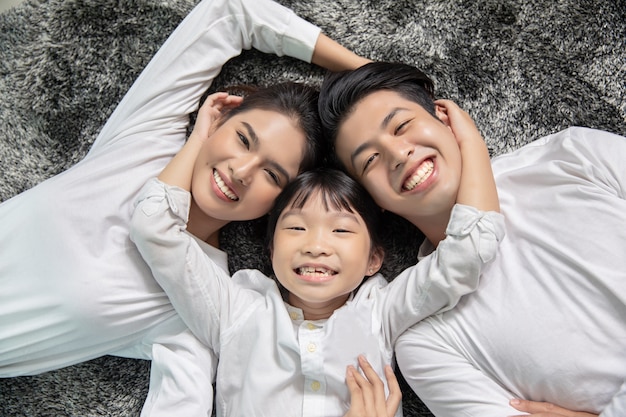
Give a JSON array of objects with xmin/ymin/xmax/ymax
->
[{"xmin": 366, "ymin": 246, "xmax": 384, "ymax": 276}]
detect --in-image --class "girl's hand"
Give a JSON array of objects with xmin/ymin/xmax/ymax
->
[
  {"xmin": 434, "ymin": 99, "xmax": 483, "ymax": 147},
  {"xmin": 343, "ymin": 355, "xmax": 402, "ymax": 417},
  {"xmin": 509, "ymin": 399, "xmax": 598, "ymax": 417},
  {"xmin": 189, "ymin": 92, "xmax": 243, "ymax": 142}
]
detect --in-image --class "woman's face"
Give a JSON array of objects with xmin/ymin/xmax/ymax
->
[
  {"xmin": 191, "ymin": 109, "xmax": 306, "ymax": 222},
  {"xmin": 334, "ymin": 90, "xmax": 462, "ymax": 223}
]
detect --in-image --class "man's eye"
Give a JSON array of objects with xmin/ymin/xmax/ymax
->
[
  {"xmin": 237, "ymin": 131, "xmax": 250, "ymax": 149},
  {"xmin": 394, "ymin": 119, "xmax": 412, "ymax": 135}
]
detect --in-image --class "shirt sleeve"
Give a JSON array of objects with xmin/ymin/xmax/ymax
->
[
  {"xmin": 89, "ymin": 0, "xmax": 321, "ymax": 154},
  {"xmin": 129, "ymin": 178, "xmax": 236, "ymax": 349},
  {"xmin": 378, "ymin": 204, "xmax": 505, "ymax": 343},
  {"xmin": 601, "ymin": 380, "xmax": 626, "ymax": 417}
]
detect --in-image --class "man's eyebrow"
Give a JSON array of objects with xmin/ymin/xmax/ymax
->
[
  {"xmin": 242, "ymin": 121, "xmax": 291, "ymax": 182},
  {"xmin": 349, "ymin": 107, "xmax": 408, "ymax": 170}
]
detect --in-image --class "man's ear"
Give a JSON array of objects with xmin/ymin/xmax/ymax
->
[
  {"xmin": 366, "ymin": 246, "xmax": 384, "ymax": 276},
  {"xmin": 435, "ymin": 103, "xmax": 451, "ymax": 127}
]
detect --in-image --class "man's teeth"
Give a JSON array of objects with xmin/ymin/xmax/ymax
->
[
  {"xmin": 213, "ymin": 170, "xmax": 238, "ymax": 201},
  {"xmin": 404, "ymin": 160, "xmax": 434, "ymax": 191},
  {"xmin": 297, "ymin": 266, "xmax": 335, "ymax": 276}
]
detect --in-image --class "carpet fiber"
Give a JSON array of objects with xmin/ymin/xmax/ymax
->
[{"xmin": 1, "ymin": 0, "xmax": 624, "ymax": 415}]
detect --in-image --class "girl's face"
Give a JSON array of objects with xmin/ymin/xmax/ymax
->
[
  {"xmin": 335, "ymin": 90, "xmax": 462, "ymax": 224},
  {"xmin": 271, "ymin": 191, "xmax": 382, "ymax": 319},
  {"xmin": 191, "ymin": 109, "xmax": 306, "ymax": 222}
]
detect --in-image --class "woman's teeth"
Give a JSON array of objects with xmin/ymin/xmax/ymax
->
[
  {"xmin": 403, "ymin": 159, "xmax": 434, "ymax": 191},
  {"xmin": 213, "ymin": 170, "xmax": 238, "ymax": 201}
]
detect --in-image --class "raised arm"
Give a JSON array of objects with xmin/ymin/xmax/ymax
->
[
  {"xmin": 312, "ymin": 33, "xmax": 371, "ymax": 72},
  {"xmin": 129, "ymin": 179, "xmax": 237, "ymax": 348},
  {"xmin": 435, "ymin": 99, "xmax": 500, "ymax": 213},
  {"xmin": 88, "ymin": 0, "xmax": 322, "ymax": 154}
]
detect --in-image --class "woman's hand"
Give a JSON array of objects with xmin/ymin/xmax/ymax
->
[
  {"xmin": 509, "ymin": 399, "xmax": 598, "ymax": 417},
  {"xmin": 343, "ymin": 355, "xmax": 402, "ymax": 417},
  {"xmin": 189, "ymin": 92, "xmax": 243, "ymax": 143},
  {"xmin": 158, "ymin": 91, "xmax": 242, "ymax": 190}
]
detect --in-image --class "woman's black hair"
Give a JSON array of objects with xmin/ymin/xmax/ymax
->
[
  {"xmin": 194, "ymin": 82, "xmax": 323, "ymax": 173},
  {"xmin": 266, "ymin": 167, "xmax": 383, "ymax": 255},
  {"xmin": 318, "ymin": 62, "xmax": 436, "ymax": 169}
]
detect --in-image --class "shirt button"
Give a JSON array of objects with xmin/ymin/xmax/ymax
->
[
  {"xmin": 311, "ymin": 380, "xmax": 321, "ymax": 391},
  {"xmin": 306, "ymin": 323, "xmax": 316, "ymax": 330},
  {"xmin": 289, "ymin": 312, "xmax": 299, "ymax": 320},
  {"xmin": 307, "ymin": 343, "xmax": 316, "ymax": 353}
]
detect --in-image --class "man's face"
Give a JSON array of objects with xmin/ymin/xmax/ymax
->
[{"xmin": 335, "ymin": 90, "xmax": 462, "ymax": 223}]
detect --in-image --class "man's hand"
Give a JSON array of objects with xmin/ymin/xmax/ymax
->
[{"xmin": 509, "ymin": 399, "xmax": 598, "ymax": 417}]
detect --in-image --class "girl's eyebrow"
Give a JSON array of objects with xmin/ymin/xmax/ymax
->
[
  {"xmin": 280, "ymin": 208, "xmax": 360, "ymax": 223},
  {"xmin": 242, "ymin": 121, "xmax": 291, "ymax": 182}
]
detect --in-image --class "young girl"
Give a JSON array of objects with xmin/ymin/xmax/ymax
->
[
  {"xmin": 130, "ymin": 93, "xmax": 504, "ymax": 415},
  {"xmin": 0, "ymin": 0, "xmax": 368, "ymax": 415}
]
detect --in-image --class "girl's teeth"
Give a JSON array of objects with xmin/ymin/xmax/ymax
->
[
  {"xmin": 404, "ymin": 160, "xmax": 434, "ymax": 191},
  {"xmin": 298, "ymin": 266, "xmax": 334, "ymax": 276},
  {"xmin": 213, "ymin": 170, "xmax": 238, "ymax": 201}
]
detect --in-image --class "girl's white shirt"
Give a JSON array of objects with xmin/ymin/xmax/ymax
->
[{"xmin": 131, "ymin": 178, "xmax": 505, "ymax": 417}]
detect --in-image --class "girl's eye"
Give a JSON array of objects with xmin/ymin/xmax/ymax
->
[
  {"xmin": 287, "ymin": 226, "xmax": 305, "ymax": 231},
  {"xmin": 333, "ymin": 228, "xmax": 351, "ymax": 233},
  {"xmin": 363, "ymin": 153, "xmax": 379, "ymax": 173},
  {"xmin": 237, "ymin": 131, "xmax": 250, "ymax": 149}
]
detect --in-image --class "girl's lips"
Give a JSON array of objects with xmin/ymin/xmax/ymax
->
[
  {"xmin": 401, "ymin": 158, "xmax": 435, "ymax": 193},
  {"xmin": 212, "ymin": 169, "xmax": 239, "ymax": 202},
  {"xmin": 295, "ymin": 265, "xmax": 337, "ymax": 283}
]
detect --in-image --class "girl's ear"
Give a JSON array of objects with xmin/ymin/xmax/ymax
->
[{"xmin": 366, "ymin": 246, "xmax": 384, "ymax": 276}]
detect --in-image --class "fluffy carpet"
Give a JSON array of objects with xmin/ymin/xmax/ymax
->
[{"xmin": 1, "ymin": 0, "xmax": 624, "ymax": 415}]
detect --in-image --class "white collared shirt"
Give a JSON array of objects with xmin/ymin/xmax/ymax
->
[{"xmin": 131, "ymin": 178, "xmax": 504, "ymax": 417}]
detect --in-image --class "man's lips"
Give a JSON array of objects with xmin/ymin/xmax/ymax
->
[
  {"xmin": 213, "ymin": 169, "xmax": 239, "ymax": 201},
  {"xmin": 402, "ymin": 158, "xmax": 434, "ymax": 191}
]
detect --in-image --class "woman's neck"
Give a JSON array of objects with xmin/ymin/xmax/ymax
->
[{"xmin": 187, "ymin": 198, "xmax": 229, "ymax": 247}]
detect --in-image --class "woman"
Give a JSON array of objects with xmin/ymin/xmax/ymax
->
[
  {"xmin": 318, "ymin": 61, "xmax": 625, "ymax": 417},
  {"xmin": 0, "ymin": 0, "xmax": 368, "ymax": 415}
]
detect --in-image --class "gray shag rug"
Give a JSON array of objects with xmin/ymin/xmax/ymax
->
[{"xmin": 1, "ymin": 0, "xmax": 624, "ymax": 415}]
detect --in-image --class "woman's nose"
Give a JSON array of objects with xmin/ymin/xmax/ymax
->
[{"xmin": 230, "ymin": 155, "xmax": 259, "ymax": 186}]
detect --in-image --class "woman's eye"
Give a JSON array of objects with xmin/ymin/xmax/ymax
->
[
  {"xmin": 237, "ymin": 131, "xmax": 250, "ymax": 149},
  {"xmin": 265, "ymin": 169, "xmax": 281, "ymax": 186}
]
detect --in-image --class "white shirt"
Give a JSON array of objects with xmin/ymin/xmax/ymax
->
[
  {"xmin": 396, "ymin": 127, "xmax": 626, "ymax": 417},
  {"xmin": 130, "ymin": 178, "xmax": 505, "ymax": 417}
]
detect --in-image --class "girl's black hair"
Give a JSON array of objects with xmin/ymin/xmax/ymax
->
[
  {"xmin": 266, "ymin": 167, "xmax": 383, "ymax": 255},
  {"xmin": 195, "ymin": 82, "xmax": 323, "ymax": 172},
  {"xmin": 318, "ymin": 62, "xmax": 436, "ymax": 169}
]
